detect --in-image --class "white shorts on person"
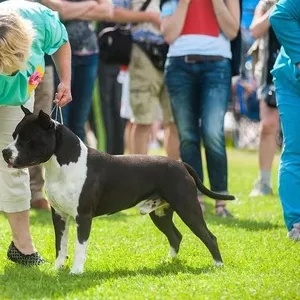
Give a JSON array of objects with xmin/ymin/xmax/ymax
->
[{"xmin": 0, "ymin": 96, "xmax": 34, "ymax": 213}]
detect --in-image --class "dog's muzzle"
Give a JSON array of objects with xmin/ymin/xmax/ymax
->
[
  {"xmin": 2, "ymin": 148, "xmax": 15, "ymax": 168},
  {"xmin": 2, "ymin": 148, "xmax": 12, "ymax": 161}
]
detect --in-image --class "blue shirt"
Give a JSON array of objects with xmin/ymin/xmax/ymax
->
[{"xmin": 270, "ymin": 0, "xmax": 300, "ymax": 85}]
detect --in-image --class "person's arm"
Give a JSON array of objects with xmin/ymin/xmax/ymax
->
[
  {"xmin": 160, "ymin": 0, "xmax": 190, "ymax": 44},
  {"xmin": 40, "ymin": 0, "xmax": 97, "ymax": 20},
  {"xmin": 269, "ymin": 0, "xmax": 300, "ymax": 66},
  {"xmin": 250, "ymin": 1, "xmax": 275, "ymax": 39},
  {"xmin": 42, "ymin": 7, "xmax": 72, "ymax": 106},
  {"xmin": 38, "ymin": 0, "xmax": 62, "ymax": 11},
  {"xmin": 211, "ymin": 0, "xmax": 240, "ymax": 40},
  {"xmin": 51, "ymin": 42, "xmax": 72, "ymax": 107},
  {"xmin": 109, "ymin": 7, "xmax": 160, "ymax": 27},
  {"xmin": 79, "ymin": 0, "xmax": 113, "ymax": 21}
]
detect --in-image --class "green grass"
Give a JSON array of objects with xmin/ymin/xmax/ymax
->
[{"xmin": 0, "ymin": 149, "xmax": 299, "ymax": 300}]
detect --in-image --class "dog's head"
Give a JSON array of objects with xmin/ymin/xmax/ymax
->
[{"xmin": 2, "ymin": 106, "xmax": 57, "ymax": 169}]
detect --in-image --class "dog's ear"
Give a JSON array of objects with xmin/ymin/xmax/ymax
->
[
  {"xmin": 38, "ymin": 110, "xmax": 55, "ymax": 130},
  {"xmin": 21, "ymin": 105, "xmax": 32, "ymax": 116}
]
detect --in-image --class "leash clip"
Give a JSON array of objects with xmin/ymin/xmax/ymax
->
[{"xmin": 50, "ymin": 103, "xmax": 64, "ymax": 127}]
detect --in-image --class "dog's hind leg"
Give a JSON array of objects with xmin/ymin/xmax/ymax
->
[
  {"xmin": 175, "ymin": 203, "xmax": 223, "ymax": 266},
  {"xmin": 51, "ymin": 207, "xmax": 69, "ymax": 269},
  {"xmin": 149, "ymin": 208, "xmax": 182, "ymax": 258},
  {"xmin": 70, "ymin": 214, "xmax": 92, "ymax": 275}
]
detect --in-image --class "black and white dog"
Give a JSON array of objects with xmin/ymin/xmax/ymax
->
[{"xmin": 2, "ymin": 107, "xmax": 236, "ymax": 274}]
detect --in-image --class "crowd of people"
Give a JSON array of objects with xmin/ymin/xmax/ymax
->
[{"xmin": 0, "ymin": 0, "xmax": 299, "ymax": 267}]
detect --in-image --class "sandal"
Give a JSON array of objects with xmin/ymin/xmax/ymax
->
[
  {"xmin": 215, "ymin": 204, "xmax": 233, "ymax": 218},
  {"xmin": 7, "ymin": 242, "xmax": 45, "ymax": 266}
]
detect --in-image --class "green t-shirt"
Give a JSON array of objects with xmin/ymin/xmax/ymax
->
[{"xmin": 0, "ymin": 1, "xmax": 68, "ymax": 106}]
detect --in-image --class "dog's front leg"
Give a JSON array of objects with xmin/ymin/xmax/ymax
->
[
  {"xmin": 70, "ymin": 214, "xmax": 92, "ymax": 275},
  {"xmin": 51, "ymin": 207, "xmax": 69, "ymax": 269}
]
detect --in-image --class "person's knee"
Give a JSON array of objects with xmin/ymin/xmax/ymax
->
[
  {"xmin": 179, "ymin": 129, "xmax": 199, "ymax": 151},
  {"xmin": 260, "ymin": 115, "xmax": 279, "ymax": 136},
  {"xmin": 202, "ymin": 127, "xmax": 224, "ymax": 155}
]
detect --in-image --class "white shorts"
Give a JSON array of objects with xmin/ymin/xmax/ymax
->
[{"xmin": 0, "ymin": 97, "xmax": 34, "ymax": 213}]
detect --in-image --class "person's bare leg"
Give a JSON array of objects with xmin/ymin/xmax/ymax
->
[
  {"xmin": 131, "ymin": 123, "xmax": 152, "ymax": 154},
  {"xmin": 6, "ymin": 210, "xmax": 36, "ymax": 254},
  {"xmin": 124, "ymin": 120, "xmax": 134, "ymax": 154},
  {"xmin": 259, "ymin": 102, "xmax": 279, "ymax": 177},
  {"xmin": 164, "ymin": 122, "xmax": 180, "ymax": 160},
  {"xmin": 250, "ymin": 101, "xmax": 279, "ymax": 196}
]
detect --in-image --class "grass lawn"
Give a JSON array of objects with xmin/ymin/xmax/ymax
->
[{"xmin": 0, "ymin": 148, "xmax": 299, "ymax": 299}]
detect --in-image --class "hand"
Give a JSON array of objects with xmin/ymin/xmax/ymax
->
[
  {"xmin": 54, "ymin": 82, "xmax": 72, "ymax": 107},
  {"xmin": 147, "ymin": 12, "xmax": 161, "ymax": 28}
]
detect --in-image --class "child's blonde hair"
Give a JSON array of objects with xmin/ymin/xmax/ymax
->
[{"xmin": 0, "ymin": 10, "xmax": 35, "ymax": 75}]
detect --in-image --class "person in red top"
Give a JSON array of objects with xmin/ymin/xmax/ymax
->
[{"xmin": 161, "ymin": 0, "xmax": 240, "ymax": 216}]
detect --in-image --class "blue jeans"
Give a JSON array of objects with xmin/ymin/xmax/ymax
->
[
  {"xmin": 165, "ymin": 57, "xmax": 231, "ymax": 192},
  {"xmin": 98, "ymin": 62, "xmax": 124, "ymax": 154},
  {"xmin": 61, "ymin": 54, "xmax": 98, "ymax": 141},
  {"xmin": 274, "ymin": 74, "xmax": 300, "ymax": 230}
]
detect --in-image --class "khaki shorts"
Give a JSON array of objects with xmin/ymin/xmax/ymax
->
[
  {"xmin": 0, "ymin": 97, "xmax": 34, "ymax": 213},
  {"xmin": 129, "ymin": 44, "xmax": 173, "ymax": 125}
]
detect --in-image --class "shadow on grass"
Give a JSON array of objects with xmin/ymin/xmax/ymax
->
[
  {"xmin": 28, "ymin": 202, "xmax": 283, "ymax": 233},
  {"xmin": 208, "ymin": 216, "xmax": 283, "ymax": 231},
  {"xmin": 29, "ymin": 210, "xmax": 132, "ymax": 226},
  {"xmin": 203, "ymin": 201, "xmax": 283, "ymax": 231},
  {"xmin": 0, "ymin": 259, "xmax": 216, "ymax": 298}
]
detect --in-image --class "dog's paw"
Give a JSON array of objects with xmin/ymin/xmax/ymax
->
[
  {"xmin": 214, "ymin": 260, "xmax": 223, "ymax": 267},
  {"xmin": 54, "ymin": 263, "xmax": 65, "ymax": 270},
  {"xmin": 69, "ymin": 266, "xmax": 84, "ymax": 275},
  {"xmin": 168, "ymin": 247, "xmax": 178, "ymax": 258},
  {"xmin": 54, "ymin": 257, "xmax": 67, "ymax": 270}
]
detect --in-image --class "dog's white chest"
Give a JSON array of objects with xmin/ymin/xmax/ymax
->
[
  {"xmin": 45, "ymin": 176, "xmax": 85, "ymax": 217},
  {"xmin": 44, "ymin": 144, "xmax": 88, "ymax": 218}
]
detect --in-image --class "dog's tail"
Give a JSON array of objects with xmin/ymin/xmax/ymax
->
[{"xmin": 183, "ymin": 162, "xmax": 236, "ymax": 200}]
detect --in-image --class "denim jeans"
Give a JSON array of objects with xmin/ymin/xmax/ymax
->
[
  {"xmin": 97, "ymin": 62, "xmax": 124, "ymax": 154},
  {"xmin": 165, "ymin": 57, "xmax": 231, "ymax": 192},
  {"xmin": 60, "ymin": 54, "xmax": 98, "ymax": 141}
]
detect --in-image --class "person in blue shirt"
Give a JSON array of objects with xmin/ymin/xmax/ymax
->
[{"xmin": 269, "ymin": 0, "xmax": 300, "ymax": 240}]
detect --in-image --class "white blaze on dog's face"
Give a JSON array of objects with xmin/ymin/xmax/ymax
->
[
  {"xmin": 1, "ymin": 106, "xmax": 57, "ymax": 169},
  {"xmin": 2, "ymin": 135, "xmax": 20, "ymax": 168}
]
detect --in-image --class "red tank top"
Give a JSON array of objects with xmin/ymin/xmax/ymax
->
[{"xmin": 181, "ymin": 0, "xmax": 219, "ymax": 37}]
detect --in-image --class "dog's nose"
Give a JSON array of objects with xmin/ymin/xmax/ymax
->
[{"xmin": 2, "ymin": 148, "xmax": 12, "ymax": 162}]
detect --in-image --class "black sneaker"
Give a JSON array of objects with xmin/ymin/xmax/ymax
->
[{"xmin": 7, "ymin": 242, "xmax": 45, "ymax": 266}]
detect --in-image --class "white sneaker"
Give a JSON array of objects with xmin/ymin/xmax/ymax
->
[
  {"xmin": 249, "ymin": 179, "xmax": 273, "ymax": 197},
  {"xmin": 287, "ymin": 223, "xmax": 300, "ymax": 241}
]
